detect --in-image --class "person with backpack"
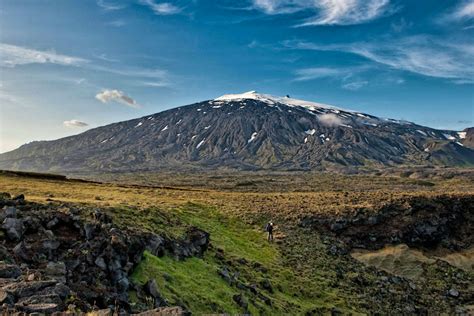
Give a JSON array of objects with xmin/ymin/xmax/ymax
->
[{"xmin": 265, "ymin": 220, "xmax": 274, "ymax": 242}]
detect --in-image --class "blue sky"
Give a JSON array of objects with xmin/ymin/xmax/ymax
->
[{"xmin": 0, "ymin": 0, "xmax": 473, "ymax": 153}]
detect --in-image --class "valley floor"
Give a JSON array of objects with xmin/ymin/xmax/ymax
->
[{"xmin": 0, "ymin": 170, "xmax": 473, "ymax": 314}]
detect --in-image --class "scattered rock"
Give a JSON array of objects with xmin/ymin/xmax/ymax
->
[
  {"xmin": 448, "ymin": 288, "xmax": 460, "ymax": 298},
  {"xmin": 134, "ymin": 306, "xmax": 184, "ymax": 316},
  {"xmin": 95, "ymin": 257, "xmax": 107, "ymax": 271},
  {"xmin": 2, "ymin": 218, "xmax": 24, "ymax": 241},
  {"xmin": 17, "ymin": 293, "xmax": 62, "ymax": 305},
  {"xmin": 2, "ymin": 207, "xmax": 17, "ymax": 220},
  {"xmin": 15, "ymin": 303, "xmax": 60, "ymax": 314},
  {"xmin": 13, "ymin": 241, "xmax": 35, "ymax": 262},
  {"xmin": 2, "ymin": 280, "xmax": 57, "ymax": 298},
  {"xmin": 0, "ymin": 264, "xmax": 21, "ymax": 279},
  {"xmin": 45, "ymin": 262, "xmax": 66, "ymax": 282},
  {"xmin": 145, "ymin": 234, "xmax": 166, "ymax": 257},
  {"xmin": 145, "ymin": 279, "xmax": 166, "ymax": 307},
  {"xmin": 12, "ymin": 194, "xmax": 25, "ymax": 201},
  {"xmin": 0, "ymin": 193, "xmax": 212, "ymax": 314},
  {"xmin": 217, "ymin": 267, "xmax": 233, "ymax": 284},
  {"xmin": 0, "ymin": 290, "xmax": 14, "ymax": 305},
  {"xmin": 259, "ymin": 278, "xmax": 273, "ymax": 293},
  {"xmin": 233, "ymin": 293, "xmax": 248, "ymax": 309},
  {"xmin": 168, "ymin": 227, "xmax": 210, "ymax": 260}
]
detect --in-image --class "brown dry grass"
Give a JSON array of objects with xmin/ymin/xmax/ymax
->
[{"xmin": 1, "ymin": 171, "xmax": 473, "ymax": 224}]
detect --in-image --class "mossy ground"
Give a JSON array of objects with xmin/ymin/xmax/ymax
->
[{"xmin": 130, "ymin": 203, "xmax": 346, "ymax": 315}]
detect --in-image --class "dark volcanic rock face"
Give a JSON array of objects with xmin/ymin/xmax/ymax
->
[
  {"xmin": 0, "ymin": 193, "xmax": 208, "ymax": 314},
  {"xmin": 461, "ymin": 127, "xmax": 474, "ymax": 149},
  {"xmin": 300, "ymin": 195, "xmax": 474, "ymax": 251},
  {"xmin": 0, "ymin": 91, "xmax": 472, "ymax": 173}
]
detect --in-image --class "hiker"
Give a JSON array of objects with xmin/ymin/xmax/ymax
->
[{"xmin": 265, "ymin": 221, "xmax": 274, "ymax": 242}]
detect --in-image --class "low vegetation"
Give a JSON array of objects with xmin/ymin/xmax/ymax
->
[{"xmin": 1, "ymin": 171, "xmax": 473, "ymax": 314}]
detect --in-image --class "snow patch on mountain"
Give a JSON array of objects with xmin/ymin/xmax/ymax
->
[
  {"xmin": 443, "ymin": 133, "xmax": 456, "ymax": 140},
  {"xmin": 196, "ymin": 140, "xmax": 205, "ymax": 149},
  {"xmin": 248, "ymin": 132, "xmax": 258, "ymax": 143},
  {"xmin": 215, "ymin": 91, "xmax": 352, "ymax": 113}
]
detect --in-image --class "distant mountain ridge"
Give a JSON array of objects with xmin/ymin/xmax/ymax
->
[{"xmin": 1, "ymin": 91, "xmax": 473, "ymax": 173}]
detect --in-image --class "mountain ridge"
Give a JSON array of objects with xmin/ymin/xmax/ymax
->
[{"xmin": 1, "ymin": 91, "xmax": 473, "ymax": 173}]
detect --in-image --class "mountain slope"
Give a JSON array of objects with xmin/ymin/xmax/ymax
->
[{"xmin": 1, "ymin": 91, "xmax": 472, "ymax": 172}]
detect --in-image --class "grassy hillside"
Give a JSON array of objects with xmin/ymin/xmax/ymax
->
[{"xmin": 129, "ymin": 203, "xmax": 346, "ymax": 314}]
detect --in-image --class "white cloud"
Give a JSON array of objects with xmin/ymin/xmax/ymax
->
[
  {"xmin": 107, "ymin": 20, "xmax": 126, "ymax": 27},
  {"xmin": 94, "ymin": 53, "xmax": 119, "ymax": 63},
  {"xmin": 0, "ymin": 91, "xmax": 19, "ymax": 104},
  {"xmin": 285, "ymin": 36, "xmax": 474, "ymax": 83},
  {"xmin": 341, "ymin": 80, "xmax": 368, "ymax": 90},
  {"xmin": 0, "ymin": 43, "xmax": 87, "ymax": 68},
  {"xmin": 95, "ymin": 89, "xmax": 140, "ymax": 108},
  {"xmin": 63, "ymin": 120, "xmax": 89, "ymax": 128},
  {"xmin": 294, "ymin": 67, "xmax": 351, "ymax": 81},
  {"xmin": 140, "ymin": 81, "xmax": 169, "ymax": 87},
  {"xmin": 450, "ymin": 0, "xmax": 474, "ymax": 20},
  {"xmin": 247, "ymin": 40, "xmax": 259, "ymax": 48},
  {"xmin": 97, "ymin": 0, "xmax": 125, "ymax": 11},
  {"xmin": 294, "ymin": 66, "xmax": 370, "ymax": 90},
  {"xmin": 0, "ymin": 43, "xmax": 170, "ymax": 86},
  {"xmin": 139, "ymin": 0, "xmax": 182, "ymax": 15},
  {"xmin": 251, "ymin": 0, "xmax": 393, "ymax": 26},
  {"xmin": 91, "ymin": 65, "xmax": 168, "ymax": 80},
  {"xmin": 317, "ymin": 113, "xmax": 343, "ymax": 127}
]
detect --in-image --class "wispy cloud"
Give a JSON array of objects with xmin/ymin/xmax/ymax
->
[
  {"xmin": 0, "ymin": 43, "xmax": 170, "ymax": 86},
  {"xmin": 341, "ymin": 80, "xmax": 368, "ymax": 90},
  {"xmin": 285, "ymin": 35, "xmax": 474, "ymax": 83},
  {"xmin": 90, "ymin": 65, "xmax": 170, "ymax": 86},
  {"xmin": 63, "ymin": 120, "xmax": 89, "ymax": 128},
  {"xmin": 0, "ymin": 90, "xmax": 19, "ymax": 105},
  {"xmin": 97, "ymin": 0, "xmax": 125, "ymax": 11},
  {"xmin": 449, "ymin": 0, "xmax": 474, "ymax": 20},
  {"xmin": 0, "ymin": 43, "xmax": 87, "ymax": 68},
  {"xmin": 251, "ymin": 0, "xmax": 394, "ymax": 26},
  {"xmin": 95, "ymin": 89, "xmax": 140, "ymax": 108},
  {"xmin": 107, "ymin": 20, "xmax": 126, "ymax": 27},
  {"xmin": 139, "ymin": 0, "xmax": 182, "ymax": 15},
  {"xmin": 294, "ymin": 67, "xmax": 352, "ymax": 81},
  {"xmin": 439, "ymin": 0, "xmax": 474, "ymax": 28},
  {"xmin": 94, "ymin": 53, "xmax": 119, "ymax": 63},
  {"xmin": 247, "ymin": 40, "xmax": 259, "ymax": 48},
  {"xmin": 140, "ymin": 81, "xmax": 169, "ymax": 87},
  {"xmin": 294, "ymin": 66, "xmax": 370, "ymax": 90}
]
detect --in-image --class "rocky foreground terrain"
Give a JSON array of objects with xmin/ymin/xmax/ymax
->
[
  {"xmin": 0, "ymin": 192, "xmax": 209, "ymax": 315},
  {"xmin": 0, "ymin": 173, "xmax": 473, "ymax": 314}
]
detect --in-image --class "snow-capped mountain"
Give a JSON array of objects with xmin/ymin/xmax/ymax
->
[{"xmin": 1, "ymin": 91, "xmax": 472, "ymax": 173}]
